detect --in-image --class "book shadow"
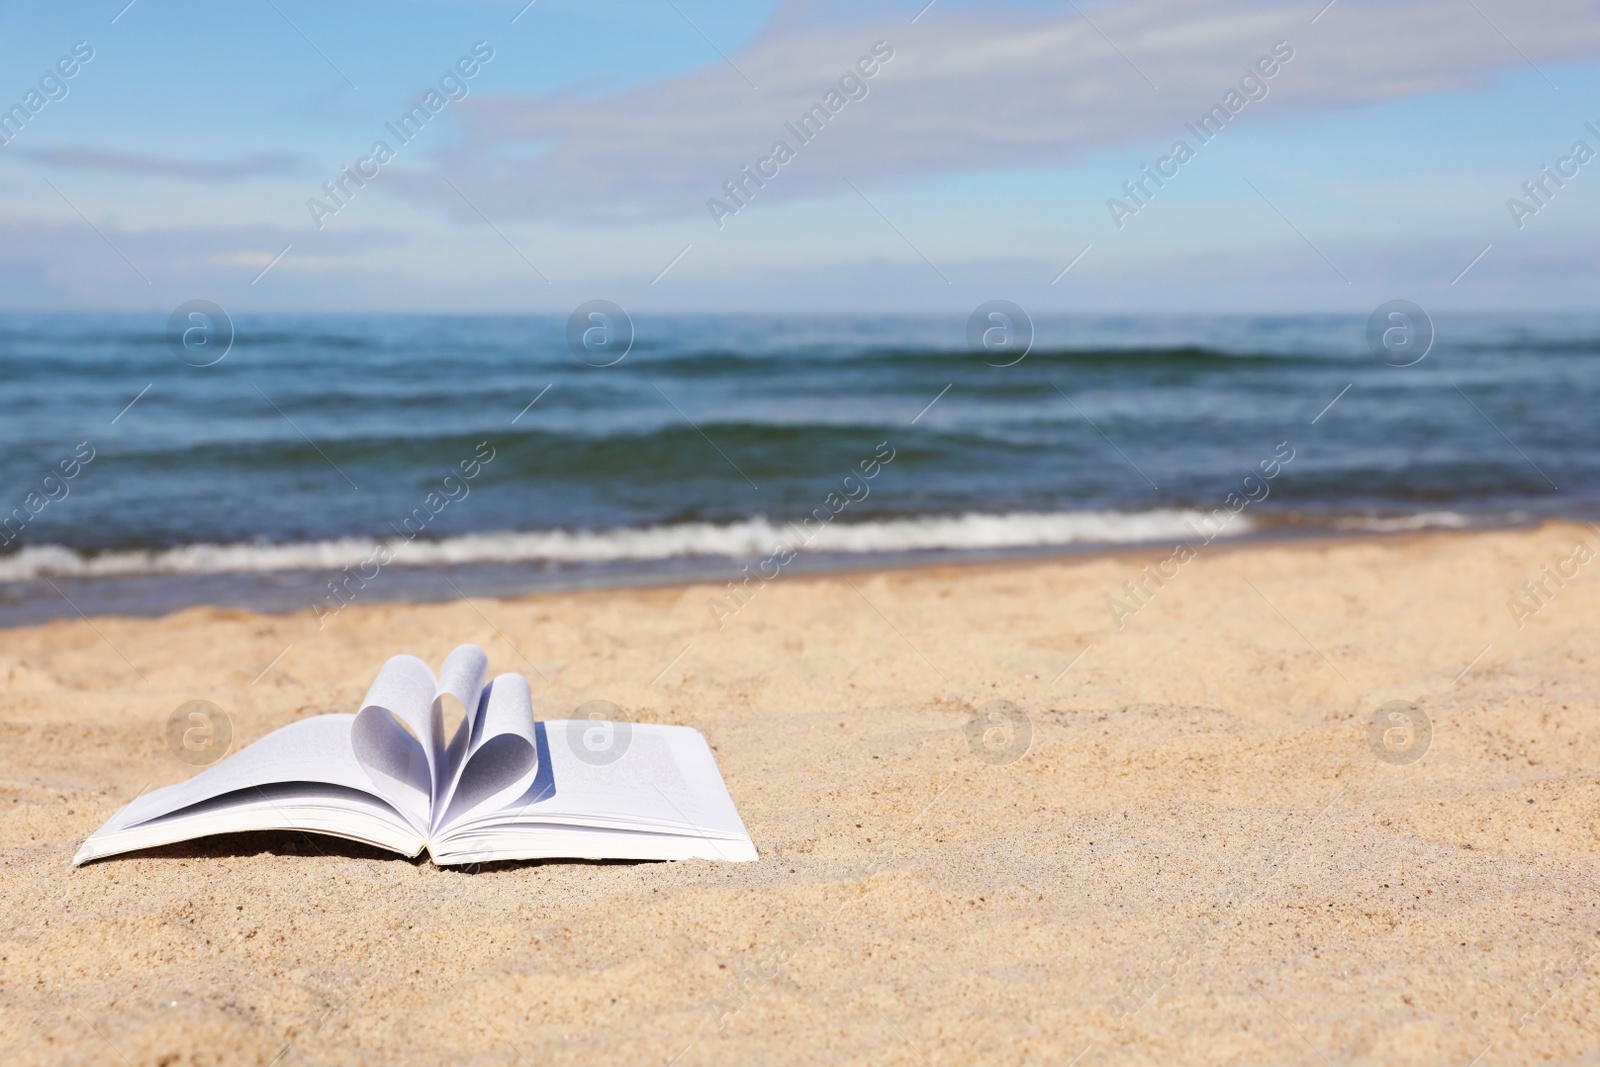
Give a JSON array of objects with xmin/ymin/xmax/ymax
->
[{"xmin": 79, "ymin": 830, "xmax": 661, "ymax": 871}]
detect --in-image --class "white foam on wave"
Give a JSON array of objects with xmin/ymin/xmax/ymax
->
[
  {"xmin": 1328, "ymin": 512, "xmax": 1474, "ymax": 533},
  {"xmin": 0, "ymin": 509, "xmax": 1249, "ymax": 582}
]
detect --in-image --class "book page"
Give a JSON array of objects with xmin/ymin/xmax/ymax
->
[
  {"xmin": 350, "ymin": 654, "xmax": 439, "ymax": 829},
  {"xmin": 433, "ymin": 643, "xmax": 489, "ymax": 796},
  {"xmin": 478, "ymin": 722, "xmax": 750, "ymax": 839},
  {"xmin": 349, "ymin": 644, "xmax": 493, "ymax": 827},
  {"xmin": 92, "ymin": 715, "xmax": 415, "ymax": 836},
  {"xmin": 435, "ymin": 672, "xmax": 540, "ymax": 833}
]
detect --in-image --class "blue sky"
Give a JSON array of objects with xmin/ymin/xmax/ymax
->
[{"xmin": 1, "ymin": 0, "xmax": 1598, "ymax": 313}]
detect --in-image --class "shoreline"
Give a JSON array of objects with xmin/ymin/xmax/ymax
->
[{"xmin": 0, "ymin": 515, "xmax": 1579, "ymax": 630}]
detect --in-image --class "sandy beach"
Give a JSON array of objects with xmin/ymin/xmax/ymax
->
[{"xmin": 3, "ymin": 523, "xmax": 1598, "ymax": 1066}]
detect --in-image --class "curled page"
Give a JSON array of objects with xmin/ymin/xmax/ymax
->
[
  {"xmin": 434, "ymin": 644, "xmax": 489, "ymax": 798},
  {"xmin": 349, "ymin": 654, "xmax": 439, "ymax": 831},
  {"xmin": 435, "ymin": 672, "xmax": 540, "ymax": 833},
  {"xmin": 351, "ymin": 643, "xmax": 491, "ymax": 827}
]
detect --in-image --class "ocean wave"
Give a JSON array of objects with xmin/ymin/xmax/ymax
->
[
  {"xmin": 637, "ymin": 344, "xmax": 1345, "ymax": 375},
  {"xmin": 0, "ymin": 509, "xmax": 1248, "ymax": 582},
  {"xmin": 1327, "ymin": 512, "xmax": 1475, "ymax": 533}
]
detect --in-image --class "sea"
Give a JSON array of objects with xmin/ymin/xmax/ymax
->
[{"xmin": 0, "ymin": 311, "xmax": 1593, "ymax": 626}]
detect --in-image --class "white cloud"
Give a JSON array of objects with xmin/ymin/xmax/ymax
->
[
  {"xmin": 424, "ymin": 0, "xmax": 1600, "ymax": 222},
  {"xmin": 13, "ymin": 148, "xmax": 302, "ymax": 181}
]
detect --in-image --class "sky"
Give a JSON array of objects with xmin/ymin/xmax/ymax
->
[{"xmin": 1, "ymin": 0, "xmax": 1598, "ymax": 314}]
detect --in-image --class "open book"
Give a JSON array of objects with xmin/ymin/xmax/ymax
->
[{"xmin": 75, "ymin": 645, "xmax": 757, "ymax": 866}]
